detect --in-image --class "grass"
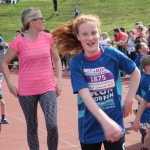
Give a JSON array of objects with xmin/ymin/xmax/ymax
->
[{"xmin": 0, "ymin": 0, "xmax": 150, "ymax": 42}]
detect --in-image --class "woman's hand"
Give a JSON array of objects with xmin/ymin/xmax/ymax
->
[
  {"xmin": 7, "ymin": 82, "xmax": 18, "ymax": 98},
  {"xmin": 56, "ymin": 81, "xmax": 62, "ymax": 97}
]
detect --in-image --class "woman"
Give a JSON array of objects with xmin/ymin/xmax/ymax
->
[
  {"xmin": 1, "ymin": 8, "xmax": 62, "ymax": 150},
  {"xmin": 135, "ymin": 24, "xmax": 147, "ymax": 44},
  {"xmin": 52, "ymin": 14, "xmax": 140, "ymax": 150},
  {"xmin": 99, "ymin": 32, "xmax": 111, "ymax": 46}
]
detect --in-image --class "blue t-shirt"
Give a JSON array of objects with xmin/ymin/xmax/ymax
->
[
  {"xmin": 136, "ymin": 74, "xmax": 150, "ymax": 123},
  {"xmin": 0, "ymin": 36, "xmax": 5, "ymax": 51},
  {"xmin": 70, "ymin": 46, "xmax": 136, "ymax": 144},
  {"xmin": 144, "ymin": 90, "xmax": 150, "ymax": 103},
  {"xmin": 135, "ymin": 54, "xmax": 143, "ymax": 74}
]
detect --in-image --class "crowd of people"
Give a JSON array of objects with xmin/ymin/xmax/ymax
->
[{"xmin": 0, "ymin": 4, "xmax": 150, "ymax": 150}]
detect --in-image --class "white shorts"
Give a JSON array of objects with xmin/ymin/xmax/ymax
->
[{"xmin": 141, "ymin": 123, "xmax": 150, "ymax": 129}]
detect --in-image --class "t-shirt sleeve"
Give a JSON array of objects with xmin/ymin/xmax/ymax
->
[
  {"xmin": 114, "ymin": 48, "xmax": 136, "ymax": 74},
  {"xmin": 9, "ymin": 36, "xmax": 21, "ymax": 52},
  {"xmin": 143, "ymin": 90, "xmax": 150, "ymax": 103},
  {"xmin": 70, "ymin": 59, "xmax": 88, "ymax": 94},
  {"xmin": 47, "ymin": 33, "xmax": 54, "ymax": 46}
]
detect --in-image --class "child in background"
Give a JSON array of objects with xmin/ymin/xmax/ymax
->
[
  {"xmin": 135, "ymin": 42, "xmax": 149, "ymax": 74},
  {"xmin": 132, "ymin": 90, "xmax": 150, "ymax": 150},
  {"xmin": 133, "ymin": 42, "xmax": 150, "ymax": 115},
  {"xmin": 0, "ymin": 70, "xmax": 9, "ymax": 124},
  {"xmin": 74, "ymin": 5, "xmax": 79, "ymax": 19},
  {"xmin": 134, "ymin": 55, "xmax": 150, "ymax": 144}
]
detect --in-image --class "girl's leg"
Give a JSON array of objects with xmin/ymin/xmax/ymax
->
[
  {"xmin": 18, "ymin": 95, "xmax": 39, "ymax": 150},
  {"xmin": 0, "ymin": 98, "xmax": 9, "ymax": 124},
  {"xmin": 143, "ymin": 127, "xmax": 150, "ymax": 149},
  {"xmin": 103, "ymin": 134, "xmax": 125, "ymax": 150},
  {"xmin": 0, "ymin": 99, "xmax": 5, "ymax": 116},
  {"xmin": 39, "ymin": 91, "xmax": 58, "ymax": 150},
  {"xmin": 80, "ymin": 142, "xmax": 102, "ymax": 150}
]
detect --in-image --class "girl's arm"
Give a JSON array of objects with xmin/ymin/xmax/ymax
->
[
  {"xmin": 123, "ymin": 67, "xmax": 140, "ymax": 118},
  {"xmin": 1, "ymin": 48, "xmax": 18, "ymax": 97},
  {"xmin": 135, "ymin": 95, "xmax": 143, "ymax": 103},
  {"xmin": 50, "ymin": 43, "xmax": 62, "ymax": 97},
  {"xmin": 79, "ymin": 88, "xmax": 123, "ymax": 143}
]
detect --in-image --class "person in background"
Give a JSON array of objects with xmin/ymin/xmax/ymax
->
[
  {"xmin": 52, "ymin": 14, "xmax": 140, "ymax": 150},
  {"xmin": 135, "ymin": 42, "xmax": 150, "ymax": 74},
  {"xmin": 132, "ymin": 90, "xmax": 150, "ymax": 150},
  {"xmin": 99, "ymin": 32, "xmax": 111, "ymax": 46},
  {"xmin": 1, "ymin": 7, "xmax": 62, "ymax": 150},
  {"xmin": 0, "ymin": 34, "xmax": 8, "ymax": 57},
  {"xmin": 120, "ymin": 27, "xmax": 125, "ymax": 33},
  {"xmin": 146, "ymin": 27, "xmax": 150, "ymax": 50},
  {"xmin": 14, "ymin": 30, "xmax": 21, "ymax": 39},
  {"xmin": 0, "ymin": 34, "xmax": 9, "ymax": 124},
  {"xmin": 136, "ymin": 24, "xmax": 147, "ymax": 44},
  {"xmin": 134, "ymin": 55, "xmax": 150, "ymax": 146},
  {"xmin": 74, "ymin": 5, "xmax": 79, "ymax": 19},
  {"xmin": 134, "ymin": 22, "xmax": 140, "ymax": 36},
  {"xmin": 108, "ymin": 28, "xmax": 128, "ymax": 54},
  {"xmin": 52, "ymin": 0, "xmax": 58, "ymax": 15},
  {"xmin": 0, "ymin": 69, "xmax": 9, "ymax": 124},
  {"xmin": 126, "ymin": 30, "xmax": 136, "ymax": 61},
  {"xmin": 11, "ymin": 0, "xmax": 17, "ymax": 4}
]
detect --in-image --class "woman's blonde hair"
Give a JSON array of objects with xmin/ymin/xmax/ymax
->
[
  {"xmin": 21, "ymin": 8, "xmax": 41, "ymax": 32},
  {"xmin": 101, "ymin": 32, "xmax": 109, "ymax": 39},
  {"xmin": 51, "ymin": 14, "xmax": 101, "ymax": 56}
]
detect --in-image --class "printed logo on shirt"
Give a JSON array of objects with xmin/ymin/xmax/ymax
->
[{"xmin": 83, "ymin": 67, "xmax": 116, "ymax": 110}]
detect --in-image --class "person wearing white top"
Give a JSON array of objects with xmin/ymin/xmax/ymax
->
[
  {"xmin": 126, "ymin": 30, "xmax": 136, "ymax": 61},
  {"xmin": 99, "ymin": 32, "xmax": 111, "ymax": 46}
]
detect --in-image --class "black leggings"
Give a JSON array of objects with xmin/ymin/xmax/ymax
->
[
  {"xmin": 80, "ymin": 135, "xmax": 125, "ymax": 150},
  {"xmin": 18, "ymin": 91, "xmax": 58, "ymax": 150},
  {"xmin": 53, "ymin": 0, "xmax": 57, "ymax": 11}
]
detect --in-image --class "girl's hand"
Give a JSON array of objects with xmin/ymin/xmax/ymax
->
[
  {"xmin": 7, "ymin": 82, "xmax": 18, "ymax": 98},
  {"xmin": 102, "ymin": 118, "xmax": 123, "ymax": 142},
  {"xmin": 123, "ymin": 98, "xmax": 134, "ymax": 118},
  {"xmin": 132, "ymin": 121, "xmax": 140, "ymax": 132},
  {"xmin": 56, "ymin": 81, "xmax": 62, "ymax": 97}
]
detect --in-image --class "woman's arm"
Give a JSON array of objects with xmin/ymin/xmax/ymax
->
[
  {"xmin": 50, "ymin": 43, "xmax": 62, "ymax": 97},
  {"xmin": 123, "ymin": 67, "xmax": 140, "ymax": 118},
  {"xmin": 79, "ymin": 88, "xmax": 123, "ymax": 142},
  {"xmin": 1, "ymin": 48, "xmax": 18, "ymax": 97}
]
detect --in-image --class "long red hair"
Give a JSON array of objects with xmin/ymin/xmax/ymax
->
[{"xmin": 51, "ymin": 14, "xmax": 101, "ymax": 56}]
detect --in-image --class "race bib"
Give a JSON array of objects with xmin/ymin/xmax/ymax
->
[{"xmin": 83, "ymin": 67, "xmax": 115, "ymax": 92}]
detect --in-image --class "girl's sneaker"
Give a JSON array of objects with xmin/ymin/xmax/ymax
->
[{"xmin": 140, "ymin": 127, "xmax": 146, "ymax": 144}]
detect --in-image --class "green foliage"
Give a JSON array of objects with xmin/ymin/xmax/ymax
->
[{"xmin": 0, "ymin": 0, "xmax": 150, "ymax": 42}]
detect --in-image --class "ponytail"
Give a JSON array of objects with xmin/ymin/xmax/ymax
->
[{"xmin": 51, "ymin": 21, "xmax": 82, "ymax": 56}]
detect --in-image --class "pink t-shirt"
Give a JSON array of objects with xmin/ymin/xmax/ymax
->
[{"xmin": 9, "ymin": 32, "xmax": 56, "ymax": 96}]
